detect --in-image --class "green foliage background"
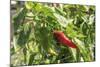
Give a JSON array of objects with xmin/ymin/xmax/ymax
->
[{"xmin": 11, "ymin": 1, "xmax": 95, "ymax": 66}]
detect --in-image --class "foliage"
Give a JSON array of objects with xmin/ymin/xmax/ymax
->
[{"xmin": 11, "ymin": 2, "xmax": 95, "ymax": 66}]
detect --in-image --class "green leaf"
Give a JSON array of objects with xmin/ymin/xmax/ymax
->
[
  {"xmin": 74, "ymin": 38, "xmax": 91, "ymax": 61},
  {"xmin": 17, "ymin": 23, "xmax": 32, "ymax": 47},
  {"xmin": 25, "ymin": 2, "xmax": 34, "ymax": 10},
  {"xmin": 28, "ymin": 53, "xmax": 36, "ymax": 65},
  {"xmin": 54, "ymin": 13, "xmax": 73, "ymax": 27},
  {"xmin": 55, "ymin": 7, "xmax": 66, "ymax": 16},
  {"xmin": 13, "ymin": 7, "xmax": 27, "ymax": 31},
  {"xmin": 88, "ymin": 14, "xmax": 95, "ymax": 25}
]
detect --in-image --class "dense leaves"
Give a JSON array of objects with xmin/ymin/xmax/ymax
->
[{"xmin": 11, "ymin": 1, "xmax": 95, "ymax": 66}]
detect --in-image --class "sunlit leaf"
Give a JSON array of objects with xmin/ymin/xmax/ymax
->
[
  {"xmin": 89, "ymin": 14, "xmax": 95, "ymax": 25},
  {"xmin": 54, "ymin": 13, "xmax": 73, "ymax": 27},
  {"xmin": 25, "ymin": 2, "xmax": 34, "ymax": 10}
]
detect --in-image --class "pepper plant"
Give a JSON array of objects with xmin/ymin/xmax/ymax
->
[{"xmin": 11, "ymin": 1, "xmax": 95, "ymax": 66}]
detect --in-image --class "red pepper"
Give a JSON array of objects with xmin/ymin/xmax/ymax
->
[{"xmin": 53, "ymin": 30, "xmax": 77, "ymax": 49}]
